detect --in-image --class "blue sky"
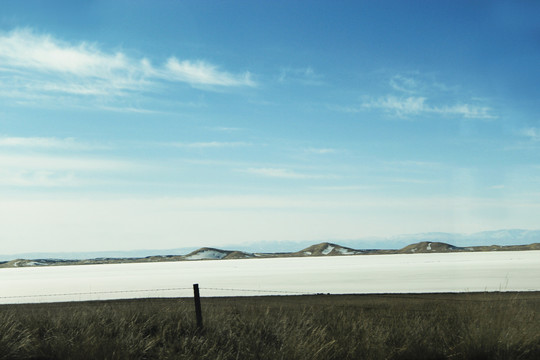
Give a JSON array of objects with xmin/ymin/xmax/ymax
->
[{"xmin": 1, "ymin": 0, "xmax": 540, "ymax": 254}]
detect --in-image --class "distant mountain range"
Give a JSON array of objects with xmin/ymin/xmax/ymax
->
[
  {"xmin": 222, "ymin": 229, "xmax": 540, "ymax": 254},
  {"xmin": 9, "ymin": 228, "xmax": 537, "ymax": 263},
  {"xmin": 1, "ymin": 238, "xmax": 539, "ymax": 269}
]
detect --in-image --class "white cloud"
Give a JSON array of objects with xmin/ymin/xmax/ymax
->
[
  {"xmin": 330, "ymin": 74, "xmax": 496, "ymax": 120},
  {"xmin": 522, "ymin": 127, "xmax": 540, "ymax": 141},
  {"xmin": 0, "ymin": 28, "xmax": 128, "ymax": 76},
  {"xmin": 0, "ymin": 170, "xmax": 78, "ymax": 187},
  {"xmin": 278, "ymin": 66, "xmax": 323, "ymax": 85},
  {"xmin": 389, "ymin": 75, "xmax": 418, "ymax": 93},
  {"xmin": 389, "ymin": 178, "xmax": 435, "ymax": 184},
  {"xmin": 207, "ymin": 126, "xmax": 243, "ymax": 132},
  {"xmin": 434, "ymin": 103, "xmax": 495, "ymax": 119},
  {"xmin": 325, "ymin": 104, "xmax": 362, "ymax": 113},
  {"xmin": 0, "ymin": 28, "xmax": 255, "ymax": 100},
  {"xmin": 165, "ymin": 58, "xmax": 254, "ymax": 87},
  {"xmin": 97, "ymin": 106, "xmax": 165, "ymax": 114},
  {"xmin": 305, "ymin": 148, "xmax": 337, "ymax": 154},
  {"xmin": 0, "ymin": 136, "xmax": 108, "ymax": 150},
  {"xmin": 0, "ymin": 154, "xmax": 135, "ymax": 172},
  {"xmin": 385, "ymin": 160, "xmax": 442, "ymax": 169},
  {"xmin": 310, "ymin": 185, "xmax": 377, "ymax": 191},
  {"xmin": 0, "ymin": 153, "xmax": 140, "ymax": 188},
  {"xmin": 168, "ymin": 141, "xmax": 250, "ymax": 149},
  {"xmin": 362, "ymin": 95, "xmax": 495, "ymax": 119},
  {"xmin": 363, "ymin": 96, "xmax": 427, "ymax": 116},
  {"xmin": 243, "ymin": 167, "xmax": 329, "ymax": 179}
]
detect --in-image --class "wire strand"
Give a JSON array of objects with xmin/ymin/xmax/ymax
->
[
  {"xmin": 2, "ymin": 286, "xmax": 537, "ymax": 301},
  {"xmin": 0, "ymin": 287, "xmax": 193, "ymax": 300},
  {"xmin": 202, "ymin": 287, "xmax": 316, "ymax": 295}
]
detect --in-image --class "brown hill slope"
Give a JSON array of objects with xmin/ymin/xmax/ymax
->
[
  {"xmin": 1, "ymin": 242, "xmax": 539, "ymax": 268},
  {"xmin": 295, "ymin": 242, "xmax": 363, "ymax": 256},
  {"xmin": 399, "ymin": 242, "xmax": 462, "ymax": 254}
]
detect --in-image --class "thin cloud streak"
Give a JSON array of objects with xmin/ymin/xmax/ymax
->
[
  {"xmin": 305, "ymin": 148, "xmax": 337, "ymax": 154},
  {"xmin": 0, "ymin": 170, "xmax": 78, "ymax": 187},
  {"xmin": 384, "ymin": 160, "xmax": 443, "ymax": 169},
  {"xmin": 389, "ymin": 75, "xmax": 418, "ymax": 93},
  {"xmin": 168, "ymin": 141, "xmax": 251, "ymax": 149},
  {"xmin": 522, "ymin": 127, "xmax": 540, "ymax": 141},
  {"xmin": 0, "ymin": 28, "xmax": 255, "ymax": 100},
  {"xmin": 330, "ymin": 74, "xmax": 496, "ymax": 120},
  {"xmin": 0, "ymin": 154, "xmax": 136, "ymax": 172},
  {"xmin": 0, "ymin": 153, "xmax": 144, "ymax": 188},
  {"xmin": 0, "ymin": 136, "xmax": 109, "ymax": 150},
  {"xmin": 0, "ymin": 28, "xmax": 128, "ymax": 76},
  {"xmin": 310, "ymin": 185, "xmax": 378, "ymax": 191},
  {"xmin": 277, "ymin": 66, "xmax": 323, "ymax": 85},
  {"xmin": 242, "ymin": 167, "xmax": 333, "ymax": 179},
  {"xmin": 362, "ymin": 96, "xmax": 495, "ymax": 119},
  {"xmin": 165, "ymin": 58, "xmax": 254, "ymax": 87},
  {"xmin": 207, "ymin": 126, "xmax": 244, "ymax": 133}
]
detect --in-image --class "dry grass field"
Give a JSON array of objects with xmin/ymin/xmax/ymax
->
[{"xmin": 1, "ymin": 292, "xmax": 539, "ymax": 359}]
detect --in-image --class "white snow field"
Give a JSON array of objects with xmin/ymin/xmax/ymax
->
[{"xmin": 1, "ymin": 251, "xmax": 539, "ymax": 304}]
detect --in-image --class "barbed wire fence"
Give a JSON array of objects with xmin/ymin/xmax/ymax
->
[
  {"xmin": 0, "ymin": 287, "xmax": 194, "ymax": 301},
  {"xmin": 0, "ymin": 284, "xmax": 321, "ymax": 330},
  {"xmin": 2, "ymin": 284, "xmax": 537, "ymax": 302},
  {"xmin": 2, "ymin": 284, "xmax": 540, "ymax": 330}
]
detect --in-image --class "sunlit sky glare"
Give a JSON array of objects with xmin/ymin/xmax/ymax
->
[{"xmin": 1, "ymin": 1, "xmax": 540, "ymax": 254}]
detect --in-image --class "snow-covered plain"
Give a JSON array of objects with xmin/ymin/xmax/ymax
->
[{"xmin": 1, "ymin": 251, "xmax": 539, "ymax": 304}]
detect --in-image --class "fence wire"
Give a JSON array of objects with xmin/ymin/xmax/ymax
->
[
  {"xmin": 1, "ymin": 285, "xmax": 538, "ymax": 302},
  {"xmin": 0, "ymin": 287, "xmax": 193, "ymax": 300},
  {"xmin": 203, "ymin": 287, "xmax": 317, "ymax": 295}
]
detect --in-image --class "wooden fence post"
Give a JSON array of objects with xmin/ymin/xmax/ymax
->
[{"xmin": 193, "ymin": 283, "xmax": 203, "ymax": 329}]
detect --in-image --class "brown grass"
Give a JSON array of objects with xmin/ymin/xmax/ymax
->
[{"xmin": 1, "ymin": 292, "xmax": 539, "ymax": 359}]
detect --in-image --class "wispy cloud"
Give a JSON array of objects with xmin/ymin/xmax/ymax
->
[
  {"xmin": 384, "ymin": 160, "xmax": 442, "ymax": 169},
  {"xmin": 362, "ymin": 96, "xmax": 427, "ymax": 116},
  {"xmin": 388, "ymin": 177, "xmax": 435, "ymax": 184},
  {"xmin": 0, "ymin": 28, "xmax": 255, "ymax": 101},
  {"xmin": 310, "ymin": 185, "xmax": 377, "ymax": 191},
  {"xmin": 0, "ymin": 154, "xmax": 135, "ymax": 172},
  {"xmin": 167, "ymin": 141, "xmax": 251, "ymax": 149},
  {"xmin": 0, "ymin": 136, "xmax": 109, "ymax": 150},
  {"xmin": 0, "ymin": 169, "xmax": 78, "ymax": 187},
  {"xmin": 389, "ymin": 74, "xmax": 418, "ymax": 93},
  {"xmin": 521, "ymin": 127, "xmax": 540, "ymax": 141},
  {"xmin": 96, "ymin": 106, "xmax": 166, "ymax": 114},
  {"xmin": 435, "ymin": 103, "xmax": 495, "ymax": 119},
  {"xmin": 165, "ymin": 58, "xmax": 254, "ymax": 87},
  {"xmin": 242, "ymin": 167, "xmax": 331, "ymax": 179},
  {"xmin": 331, "ymin": 74, "xmax": 495, "ymax": 120},
  {"xmin": 0, "ymin": 29, "xmax": 128, "ymax": 76},
  {"xmin": 278, "ymin": 66, "xmax": 323, "ymax": 85},
  {"xmin": 207, "ymin": 126, "xmax": 243, "ymax": 133},
  {"xmin": 305, "ymin": 147, "xmax": 337, "ymax": 154},
  {"xmin": 362, "ymin": 95, "xmax": 495, "ymax": 119},
  {"xmin": 0, "ymin": 153, "xmax": 138, "ymax": 188}
]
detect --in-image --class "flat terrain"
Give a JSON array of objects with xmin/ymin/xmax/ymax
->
[
  {"xmin": 2, "ymin": 251, "xmax": 539, "ymax": 304},
  {"xmin": 1, "ymin": 292, "xmax": 539, "ymax": 359}
]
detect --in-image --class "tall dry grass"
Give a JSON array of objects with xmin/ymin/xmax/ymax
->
[{"xmin": 0, "ymin": 292, "xmax": 538, "ymax": 359}]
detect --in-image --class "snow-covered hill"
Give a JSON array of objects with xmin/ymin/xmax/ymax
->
[
  {"xmin": 294, "ymin": 242, "xmax": 363, "ymax": 256},
  {"xmin": 184, "ymin": 248, "xmax": 256, "ymax": 260},
  {"xmin": 1, "ymin": 229, "xmax": 539, "ymax": 268}
]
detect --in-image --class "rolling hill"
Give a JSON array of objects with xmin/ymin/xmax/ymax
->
[{"xmin": 1, "ymin": 241, "xmax": 538, "ymax": 269}]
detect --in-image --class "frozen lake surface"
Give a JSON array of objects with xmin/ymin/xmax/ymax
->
[{"xmin": 1, "ymin": 251, "xmax": 539, "ymax": 304}]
